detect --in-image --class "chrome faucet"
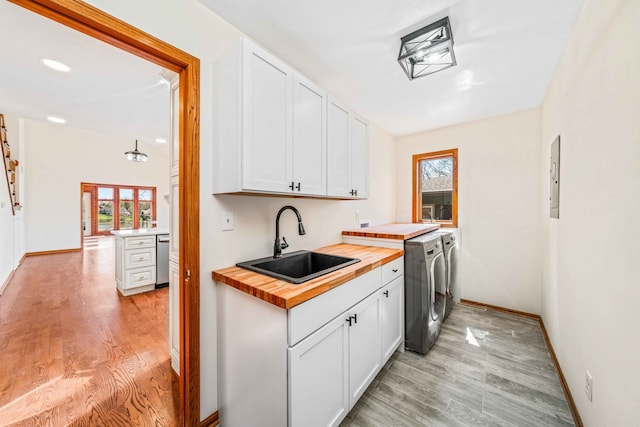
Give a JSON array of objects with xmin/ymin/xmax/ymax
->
[{"xmin": 274, "ymin": 205, "xmax": 306, "ymax": 258}]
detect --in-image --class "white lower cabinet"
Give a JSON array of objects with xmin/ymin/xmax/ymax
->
[
  {"xmin": 217, "ymin": 257, "xmax": 404, "ymax": 427},
  {"xmin": 114, "ymin": 235, "xmax": 156, "ymax": 296},
  {"xmin": 348, "ymin": 292, "xmax": 381, "ymax": 405},
  {"xmin": 289, "ymin": 314, "xmax": 349, "ymax": 427},
  {"xmin": 380, "ymin": 276, "xmax": 404, "ymax": 363},
  {"xmin": 289, "ymin": 291, "xmax": 382, "ymax": 427}
]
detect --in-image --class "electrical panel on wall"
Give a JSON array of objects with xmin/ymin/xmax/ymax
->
[{"xmin": 550, "ymin": 135, "xmax": 560, "ymax": 218}]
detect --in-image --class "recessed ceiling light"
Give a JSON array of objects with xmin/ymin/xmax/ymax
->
[
  {"xmin": 47, "ymin": 116, "xmax": 66, "ymax": 124},
  {"xmin": 42, "ymin": 59, "xmax": 70, "ymax": 73},
  {"xmin": 155, "ymin": 138, "xmax": 167, "ymax": 144}
]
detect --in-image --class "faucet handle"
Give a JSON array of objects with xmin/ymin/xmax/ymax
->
[{"xmin": 280, "ymin": 237, "xmax": 289, "ymax": 250}]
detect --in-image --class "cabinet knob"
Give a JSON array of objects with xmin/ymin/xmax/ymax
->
[
  {"xmin": 392, "ymin": 269, "xmax": 398, "ymax": 273},
  {"xmin": 383, "ymin": 290, "xmax": 389, "ymax": 298},
  {"xmin": 296, "ymin": 182, "xmax": 301, "ymax": 191},
  {"xmin": 346, "ymin": 317, "xmax": 352, "ymax": 326},
  {"xmin": 352, "ymin": 313, "xmax": 357, "ymax": 324},
  {"xmin": 289, "ymin": 181, "xmax": 295, "ymax": 191}
]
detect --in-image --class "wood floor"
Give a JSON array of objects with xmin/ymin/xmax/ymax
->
[
  {"xmin": 341, "ymin": 303, "xmax": 575, "ymax": 427},
  {"xmin": 0, "ymin": 237, "xmax": 179, "ymax": 426}
]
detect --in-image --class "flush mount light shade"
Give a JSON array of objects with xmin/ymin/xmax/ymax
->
[
  {"xmin": 398, "ymin": 17, "xmax": 457, "ymax": 80},
  {"xmin": 125, "ymin": 139, "xmax": 148, "ymax": 162}
]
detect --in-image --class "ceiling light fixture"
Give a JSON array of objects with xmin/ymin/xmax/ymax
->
[
  {"xmin": 47, "ymin": 116, "xmax": 66, "ymax": 124},
  {"xmin": 398, "ymin": 17, "xmax": 457, "ymax": 80},
  {"xmin": 155, "ymin": 138, "xmax": 167, "ymax": 144},
  {"xmin": 125, "ymin": 139, "xmax": 148, "ymax": 162},
  {"xmin": 42, "ymin": 58, "xmax": 70, "ymax": 72}
]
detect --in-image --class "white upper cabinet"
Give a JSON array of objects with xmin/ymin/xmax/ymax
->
[
  {"xmin": 292, "ymin": 74, "xmax": 327, "ymax": 196},
  {"xmin": 350, "ymin": 114, "xmax": 369, "ymax": 199},
  {"xmin": 242, "ymin": 40, "xmax": 293, "ymax": 193},
  {"xmin": 327, "ymin": 98, "xmax": 351, "ymax": 198},
  {"xmin": 213, "ymin": 37, "xmax": 367, "ymax": 199},
  {"xmin": 327, "ymin": 97, "xmax": 369, "ymax": 199}
]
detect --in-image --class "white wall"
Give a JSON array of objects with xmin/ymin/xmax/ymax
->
[
  {"xmin": 540, "ymin": 0, "xmax": 640, "ymax": 424},
  {"xmin": 396, "ymin": 109, "xmax": 542, "ymax": 314},
  {"xmin": 79, "ymin": 0, "xmax": 397, "ymax": 419},
  {"xmin": 23, "ymin": 119, "xmax": 169, "ymax": 252},
  {"xmin": 0, "ymin": 113, "xmax": 25, "ymax": 292}
]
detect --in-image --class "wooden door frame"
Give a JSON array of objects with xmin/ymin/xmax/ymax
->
[{"xmin": 9, "ymin": 1, "xmax": 201, "ymax": 425}]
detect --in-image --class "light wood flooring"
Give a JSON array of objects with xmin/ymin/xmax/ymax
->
[
  {"xmin": 341, "ymin": 303, "xmax": 575, "ymax": 427},
  {"xmin": 0, "ymin": 238, "xmax": 179, "ymax": 426}
]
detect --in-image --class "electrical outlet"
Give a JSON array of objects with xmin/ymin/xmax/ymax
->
[
  {"xmin": 585, "ymin": 371, "xmax": 593, "ymax": 402},
  {"xmin": 222, "ymin": 211, "xmax": 234, "ymax": 231}
]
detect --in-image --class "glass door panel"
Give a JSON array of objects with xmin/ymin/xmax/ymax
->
[
  {"xmin": 97, "ymin": 187, "xmax": 115, "ymax": 233},
  {"xmin": 119, "ymin": 188, "xmax": 134, "ymax": 229}
]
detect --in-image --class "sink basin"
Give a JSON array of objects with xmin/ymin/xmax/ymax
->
[{"xmin": 236, "ymin": 250, "xmax": 361, "ymax": 284}]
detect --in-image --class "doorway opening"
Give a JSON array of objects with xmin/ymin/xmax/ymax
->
[{"xmin": 10, "ymin": 1, "xmax": 202, "ymax": 425}]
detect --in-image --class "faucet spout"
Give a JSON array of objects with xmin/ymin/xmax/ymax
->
[{"xmin": 274, "ymin": 205, "xmax": 305, "ymax": 258}]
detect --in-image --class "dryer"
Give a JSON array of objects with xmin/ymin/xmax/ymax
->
[
  {"xmin": 404, "ymin": 232, "xmax": 447, "ymax": 354},
  {"xmin": 437, "ymin": 230, "xmax": 459, "ymax": 320}
]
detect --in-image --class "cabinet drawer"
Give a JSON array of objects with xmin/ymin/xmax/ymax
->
[
  {"xmin": 381, "ymin": 257, "xmax": 403, "ymax": 284},
  {"xmin": 124, "ymin": 266, "xmax": 156, "ymax": 289},
  {"xmin": 125, "ymin": 236, "xmax": 156, "ymax": 249},
  {"xmin": 288, "ymin": 267, "xmax": 381, "ymax": 346},
  {"xmin": 125, "ymin": 247, "xmax": 156, "ymax": 269}
]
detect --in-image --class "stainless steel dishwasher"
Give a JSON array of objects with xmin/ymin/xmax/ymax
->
[{"xmin": 156, "ymin": 234, "xmax": 170, "ymax": 288}]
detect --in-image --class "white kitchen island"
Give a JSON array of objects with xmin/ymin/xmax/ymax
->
[{"xmin": 111, "ymin": 228, "xmax": 169, "ymax": 296}]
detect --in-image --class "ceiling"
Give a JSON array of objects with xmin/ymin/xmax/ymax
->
[
  {"xmin": 0, "ymin": 1, "xmax": 175, "ymax": 146},
  {"xmin": 199, "ymin": 0, "xmax": 585, "ymax": 136},
  {"xmin": 0, "ymin": 1, "xmax": 586, "ymax": 142}
]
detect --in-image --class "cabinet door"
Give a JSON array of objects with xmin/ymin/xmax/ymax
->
[
  {"xmin": 326, "ymin": 97, "xmax": 352, "ymax": 198},
  {"xmin": 289, "ymin": 314, "xmax": 349, "ymax": 427},
  {"xmin": 348, "ymin": 292, "xmax": 381, "ymax": 407},
  {"xmin": 169, "ymin": 260, "xmax": 180, "ymax": 374},
  {"xmin": 380, "ymin": 276, "xmax": 403, "ymax": 363},
  {"xmin": 115, "ymin": 237, "xmax": 123, "ymax": 285},
  {"xmin": 242, "ymin": 40, "xmax": 293, "ymax": 192},
  {"xmin": 169, "ymin": 175, "xmax": 179, "ymax": 263},
  {"xmin": 292, "ymin": 74, "xmax": 326, "ymax": 196},
  {"xmin": 350, "ymin": 115, "xmax": 369, "ymax": 199},
  {"xmin": 170, "ymin": 77, "xmax": 180, "ymax": 176}
]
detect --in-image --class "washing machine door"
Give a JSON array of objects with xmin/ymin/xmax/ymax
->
[
  {"xmin": 447, "ymin": 243, "xmax": 458, "ymax": 299},
  {"xmin": 430, "ymin": 251, "xmax": 447, "ymax": 321}
]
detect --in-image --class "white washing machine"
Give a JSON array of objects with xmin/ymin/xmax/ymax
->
[
  {"xmin": 404, "ymin": 232, "xmax": 447, "ymax": 354},
  {"xmin": 436, "ymin": 230, "xmax": 458, "ymax": 320}
]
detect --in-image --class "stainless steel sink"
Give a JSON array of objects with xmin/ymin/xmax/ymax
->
[{"xmin": 236, "ymin": 250, "xmax": 361, "ymax": 284}]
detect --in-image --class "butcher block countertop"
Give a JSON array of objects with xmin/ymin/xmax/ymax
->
[
  {"xmin": 342, "ymin": 223, "xmax": 440, "ymax": 240},
  {"xmin": 212, "ymin": 243, "xmax": 403, "ymax": 309}
]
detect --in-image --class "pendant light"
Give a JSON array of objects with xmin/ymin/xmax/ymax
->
[{"xmin": 125, "ymin": 139, "xmax": 148, "ymax": 162}]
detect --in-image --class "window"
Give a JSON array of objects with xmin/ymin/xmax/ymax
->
[
  {"xmin": 82, "ymin": 183, "xmax": 157, "ymax": 235},
  {"xmin": 413, "ymin": 148, "xmax": 458, "ymax": 227}
]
